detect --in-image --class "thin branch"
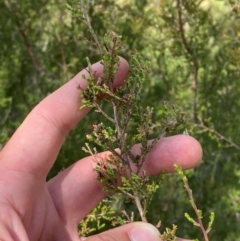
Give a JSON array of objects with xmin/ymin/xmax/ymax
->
[
  {"xmin": 111, "ymin": 99, "xmax": 122, "ymax": 140},
  {"xmin": 110, "ymin": 97, "xmax": 148, "ymax": 223},
  {"xmin": 108, "ymin": 144, "xmax": 147, "ymax": 223},
  {"xmin": 121, "ymin": 210, "xmax": 134, "ymax": 222},
  {"xmin": 119, "ymin": 190, "xmax": 134, "ymax": 199},
  {"xmin": 182, "ymin": 178, "xmax": 209, "ymax": 241},
  {"xmin": 95, "ymin": 103, "xmax": 116, "ymax": 124},
  {"xmin": 80, "ymin": 0, "xmax": 103, "ymax": 54},
  {"xmin": 134, "ymin": 195, "xmax": 148, "ymax": 222},
  {"xmin": 136, "ymin": 127, "xmax": 167, "ymax": 175},
  {"xmin": 196, "ymin": 123, "xmax": 240, "ymax": 151},
  {"xmin": 120, "ymin": 80, "xmax": 137, "ymax": 136}
]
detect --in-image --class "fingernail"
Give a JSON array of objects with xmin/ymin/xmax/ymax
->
[{"xmin": 128, "ymin": 223, "xmax": 160, "ymax": 241}]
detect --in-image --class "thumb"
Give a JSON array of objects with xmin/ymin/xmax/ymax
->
[{"xmin": 83, "ymin": 222, "xmax": 160, "ymax": 241}]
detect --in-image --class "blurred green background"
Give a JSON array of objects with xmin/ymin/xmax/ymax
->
[{"xmin": 0, "ymin": 0, "xmax": 240, "ymax": 240}]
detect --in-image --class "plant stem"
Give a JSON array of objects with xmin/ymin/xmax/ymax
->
[
  {"xmin": 183, "ymin": 178, "xmax": 209, "ymax": 241},
  {"xmin": 134, "ymin": 195, "xmax": 148, "ymax": 222},
  {"xmin": 111, "ymin": 96, "xmax": 148, "ymax": 223},
  {"xmin": 196, "ymin": 122, "xmax": 240, "ymax": 151},
  {"xmin": 80, "ymin": 0, "xmax": 103, "ymax": 54},
  {"xmin": 95, "ymin": 103, "xmax": 115, "ymax": 124}
]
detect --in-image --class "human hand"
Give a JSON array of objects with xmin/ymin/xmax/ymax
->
[{"xmin": 0, "ymin": 58, "xmax": 202, "ymax": 241}]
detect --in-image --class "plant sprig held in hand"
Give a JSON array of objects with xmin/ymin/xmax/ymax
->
[{"xmin": 66, "ymin": 1, "xmax": 214, "ymax": 240}]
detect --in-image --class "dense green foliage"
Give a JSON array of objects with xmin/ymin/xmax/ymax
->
[{"xmin": 0, "ymin": 0, "xmax": 240, "ymax": 240}]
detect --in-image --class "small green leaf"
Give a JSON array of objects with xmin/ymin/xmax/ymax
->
[
  {"xmin": 208, "ymin": 212, "xmax": 215, "ymax": 229},
  {"xmin": 66, "ymin": 3, "xmax": 73, "ymax": 11}
]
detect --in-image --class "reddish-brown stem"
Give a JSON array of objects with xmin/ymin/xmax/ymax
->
[{"xmin": 183, "ymin": 178, "xmax": 209, "ymax": 241}]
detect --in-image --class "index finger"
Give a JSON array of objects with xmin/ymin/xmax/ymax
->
[{"xmin": 0, "ymin": 58, "xmax": 129, "ymax": 178}]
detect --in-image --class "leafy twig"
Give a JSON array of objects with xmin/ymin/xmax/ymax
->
[
  {"xmin": 175, "ymin": 165, "xmax": 214, "ymax": 241},
  {"xmin": 80, "ymin": 0, "xmax": 103, "ymax": 54},
  {"xmin": 196, "ymin": 122, "xmax": 240, "ymax": 151}
]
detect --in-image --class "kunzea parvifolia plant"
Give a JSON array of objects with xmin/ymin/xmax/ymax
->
[{"xmin": 66, "ymin": 1, "xmax": 214, "ymax": 240}]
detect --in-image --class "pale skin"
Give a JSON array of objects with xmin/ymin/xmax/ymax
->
[{"xmin": 0, "ymin": 58, "xmax": 202, "ymax": 241}]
